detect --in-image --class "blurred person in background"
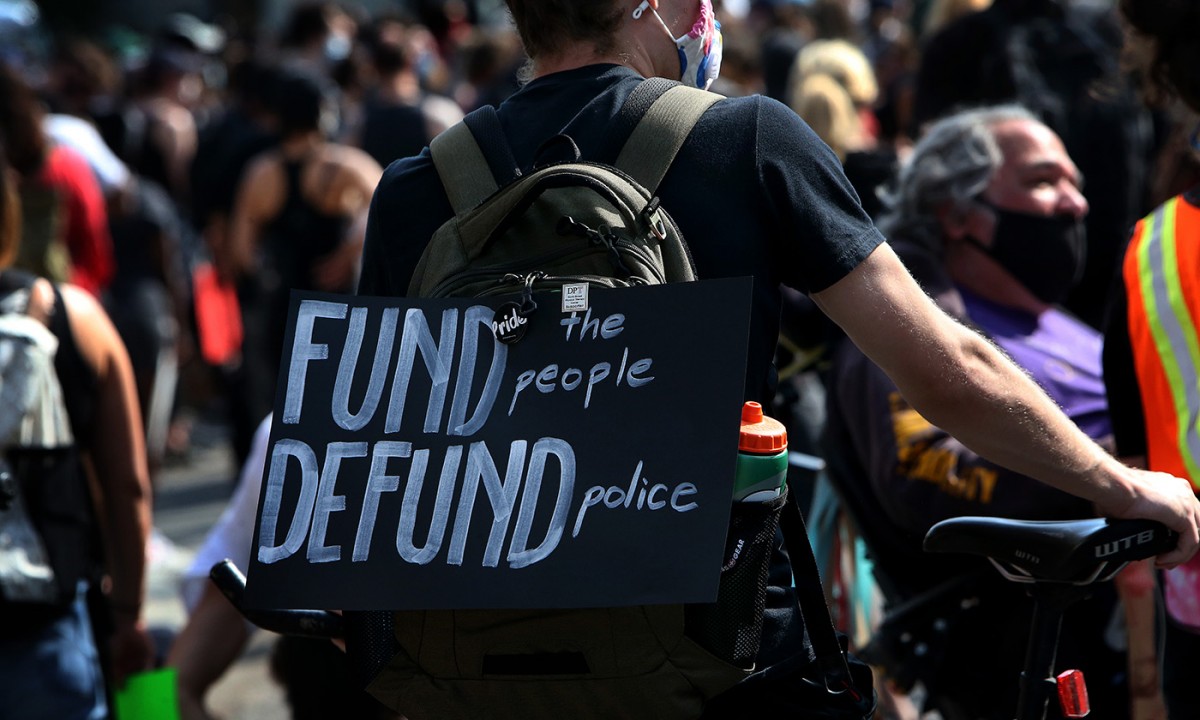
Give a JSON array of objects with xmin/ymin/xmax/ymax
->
[
  {"xmin": 124, "ymin": 40, "xmax": 208, "ymax": 205},
  {"xmin": 278, "ymin": 1, "xmax": 359, "ymax": 77},
  {"xmin": 96, "ymin": 14, "xmax": 224, "ymax": 208},
  {"xmin": 449, "ymin": 24, "xmax": 525, "ymax": 111},
  {"xmin": 166, "ymin": 414, "xmax": 401, "ymax": 720},
  {"xmin": 41, "ymin": 39, "xmax": 135, "ymax": 200},
  {"xmin": 752, "ymin": 0, "xmax": 815, "ymax": 102},
  {"xmin": 188, "ymin": 58, "xmax": 280, "ymax": 467},
  {"xmin": 222, "ymin": 68, "xmax": 381, "ymax": 478},
  {"xmin": 45, "ymin": 36, "xmax": 193, "ymax": 488},
  {"xmin": 33, "ymin": 36, "xmax": 195, "ymax": 494},
  {"xmin": 788, "ymin": 39, "xmax": 896, "ymax": 218},
  {"xmin": 914, "ymin": 0, "xmax": 1156, "ymax": 330},
  {"xmin": 1103, "ymin": 1, "xmax": 1200, "ymax": 716},
  {"xmin": 351, "ymin": 18, "xmax": 463, "ymax": 167},
  {"xmin": 104, "ymin": 167, "xmax": 190, "ymax": 486},
  {"xmin": 0, "ymin": 63, "xmax": 115, "ymax": 297},
  {"xmin": 0, "ymin": 136, "xmax": 153, "ymax": 719},
  {"xmin": 824, "ymin": 105, "xmax": 1131, "ymax": 720}
]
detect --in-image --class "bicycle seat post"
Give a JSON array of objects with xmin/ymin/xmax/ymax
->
[{"xmin": 1015, "ymin": 583, "xmax": 1090, "ymax": 720}]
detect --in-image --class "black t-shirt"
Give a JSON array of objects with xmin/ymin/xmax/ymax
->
[
  {"xmin": 357, "ymin": 64, "xmax": 883, "ymax": 403},
  {"xmin": 359, "ymin": 95, "xmax": 430, "ymax": 168}
]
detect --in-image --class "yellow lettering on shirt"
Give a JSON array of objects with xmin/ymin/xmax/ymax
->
[{"xmin": 888, "ymin": 392, "xmax": 998, "ymax": 505}]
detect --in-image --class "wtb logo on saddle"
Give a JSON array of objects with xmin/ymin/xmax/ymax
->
[{"xmin": 1094, "ymin": 529, "xmax": 1157, "ymax": 558}]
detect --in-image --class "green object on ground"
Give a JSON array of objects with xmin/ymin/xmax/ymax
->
[{"xmin": 113, "ymin": 667, "xmax": 182, "ymax": 720}]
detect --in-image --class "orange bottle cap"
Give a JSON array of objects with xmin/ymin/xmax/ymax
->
[{"xmin": 739, "ymin": 401, "xmax": 787, "ymax": 454}]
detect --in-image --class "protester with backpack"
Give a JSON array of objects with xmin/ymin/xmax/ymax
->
[
  {"xmin": 0, "ymin": 63, "xmax": 117, "ymax": 298},
  {"xmin": 0, "ymin": 139, "xmax": 154, "ymax": 718},
  {"xmin": 354, "ymin": 0, "xmax": 1200, "ymax": 717}
]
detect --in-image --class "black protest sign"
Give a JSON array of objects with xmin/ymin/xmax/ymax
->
[{"xmin": 245, "ymin": 277, "xmax": 752, "ymax": 610}]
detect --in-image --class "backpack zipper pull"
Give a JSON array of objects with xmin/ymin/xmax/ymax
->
[
  {"xmin": 521, "ymin": 271, "xmax": 545, "ymax": 313},
  {"xmin": 598, "ymin": 227, "xmax": 634, "ymax": 278},
  {"xmin": 639, "ymin": 198, "xmax": 668, "ymax": 241},
  {"xmin": 557, "ymin": 216, "xmax": 604, "ymax": 244}
]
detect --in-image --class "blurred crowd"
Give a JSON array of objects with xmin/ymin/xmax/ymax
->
[
  {"xmin": 3, "ymin": 0, "xmax": 1200, "ymax": 718},
  {"xmin": 3, "ymin": 0, "xmax": 1193, "ymax": 476}
]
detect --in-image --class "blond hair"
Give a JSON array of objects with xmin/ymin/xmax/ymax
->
[
  {"xmin": 790, "ymin": 39, "xmax": 877, "ymax": 107},
  {"xmin": 791, "ymin": 74, "xmax": 860, "ymax": 161}
]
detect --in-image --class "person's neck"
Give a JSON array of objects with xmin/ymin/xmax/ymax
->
[
  {"xmin": 380, "ymin": 71, "xmax": 422, "ymax": 104},
  {"xmin": 280, "ymin": 132, "xmax": 323, "ymax": 159},
  {"xmin": 529, "ymin": 41, "xmax": 656, "ymax": 81}
]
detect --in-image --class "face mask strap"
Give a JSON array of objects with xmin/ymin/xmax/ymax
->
[{"xmin": 632, "ymin": 0, "xmax": 687, "ymax": 44}]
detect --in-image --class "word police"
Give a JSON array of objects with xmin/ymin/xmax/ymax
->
[{"xmin": 257, "ymin": 437, "xmax": 698, "ymax": 568}]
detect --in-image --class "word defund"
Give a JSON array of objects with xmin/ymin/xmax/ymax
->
[{"xmin": 256, "ymin": 437, "xmax": 701, "ymax": 569}]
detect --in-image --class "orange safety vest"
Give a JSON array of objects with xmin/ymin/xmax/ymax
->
[{"xmin": 1124, "ymin": 194, "xmax": 1200, "ymax": 490}]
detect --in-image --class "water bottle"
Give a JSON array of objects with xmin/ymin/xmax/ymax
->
[
  {"xmin": 686, "ymin": 401, "xmax": 790, "ymax": 668},
  {"xmin": 733, "ymin": 401, "xmax": 788, "ymax": 502}
]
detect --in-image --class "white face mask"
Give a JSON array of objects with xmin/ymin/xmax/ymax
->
[
  {"xmin": 633, "ymin": 0, "xmax": 723, "ymax": 90},
  {"xmin": 324, "ymin": 33, "xmax": 351, "ymax": 63}
]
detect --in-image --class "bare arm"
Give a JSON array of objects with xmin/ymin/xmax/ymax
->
[
  {"xmin": 312, "ymin": 150, "xmax": 384, "ymax": 291},
  {"xmin": 226, "ymin": 156, "xmax": 281, "ymax": 280},
  {"xmin": 153, "ymin": 104, "xmax": 198, "ymax": 200},
  {"xmin": 62, "ymin": 284, "xmax": 154, "ymax": 682},
  {"xmin": 812, "ymin": 243, "xmax": 1200, "ymax": 566}
]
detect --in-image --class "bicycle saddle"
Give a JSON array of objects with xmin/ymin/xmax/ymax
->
[{"xmin": 923, "ymin": 517, "xmax": 1176, "ymax": 584}]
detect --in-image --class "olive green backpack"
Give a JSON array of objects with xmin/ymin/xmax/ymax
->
[{"xmin": 405, "ymin": 80, "xmax": 712, "ymax": 301}]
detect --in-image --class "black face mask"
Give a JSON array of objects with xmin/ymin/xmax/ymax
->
[{"xmin": 964, "ymin": 202, "xmax": 1086, "ymax": 306}]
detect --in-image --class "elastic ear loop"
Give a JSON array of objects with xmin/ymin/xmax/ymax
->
[{"xmin": 632, "ymin": 0, "xmax": 688, "ymax": 44}]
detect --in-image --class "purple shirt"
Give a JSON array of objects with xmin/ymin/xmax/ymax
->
[{"xmin": 961, "ymin": 288, "xmax": 1113, "ymax": 444}]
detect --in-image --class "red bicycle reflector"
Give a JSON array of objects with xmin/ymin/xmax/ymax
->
[{"xmin": 1056, "ymin": 669, "xmax": 1090, "ymax": 718}]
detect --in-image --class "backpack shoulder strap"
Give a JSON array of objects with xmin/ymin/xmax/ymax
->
[
  {"xmin": 464, "ymin": 105, "xmax": 523, "ymax": 187},
  {"xmin": 430, "ymin": 105, "xmax": 519, "ymax": 215},
  {"xmin": 614, "ymin": 79, "xmax": 722, "ymax": 194}
]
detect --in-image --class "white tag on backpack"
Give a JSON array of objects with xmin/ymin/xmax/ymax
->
[{"xmin": 562, "ymin": 283, "xmax": 589, "ymax": 313}]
